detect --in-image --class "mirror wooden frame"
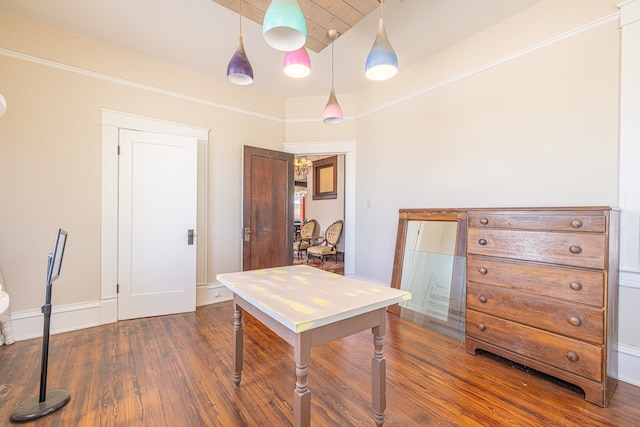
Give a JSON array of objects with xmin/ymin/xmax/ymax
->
[
  {"xmin": 312, "ymin": 155, "xmax": 337, "ymax": 200},
  {"xmin": 389, "ymin": 208, "xmax": 468, "ymax": 338}
]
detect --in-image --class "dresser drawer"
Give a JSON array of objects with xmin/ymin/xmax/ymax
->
[
  {"xmin": 467, "ymin": 282, "xmax": 604, "ymax": 344},
  {"xmin": 467, "ymin": 228, "xmax": 606, "ymax": 269},
  {"xmin": 467, "ymin": 255, "xmax": 604, "ymax": 306},
  {"xmin": 467, "ymin": 310, "xmax": 603, "ymax": 382},
  {"xmin": 468, "ymin": 212, "xmax": 606, "ymax": 233}
]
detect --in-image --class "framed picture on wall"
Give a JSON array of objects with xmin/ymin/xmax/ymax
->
[{"xmin": 312, "ymin": 155, "xmax": 337, "ymax": 200}]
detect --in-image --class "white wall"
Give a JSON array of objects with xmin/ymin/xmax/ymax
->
[
  {"xmin": 617, "ymin": 0, "xmax": 640, "ymax": 386},
  {"xmin": 0, "ymin": 12, "xmax": 285, "ymax": 327},
  {"xmin": 286, "ymin": 0, "xmax": 640, "ymax": 386},
  {"xmin": 2, "ymin": 0, "xmax": 639, "ymax": 388},
  {"xmin": 352, "ymin": 1, "xmax": 620, "ymax": 282}
]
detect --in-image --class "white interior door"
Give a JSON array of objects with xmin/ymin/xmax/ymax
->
[{"xmin": 118, "ymin": 129, "xmax": 197, "ymax": 320}]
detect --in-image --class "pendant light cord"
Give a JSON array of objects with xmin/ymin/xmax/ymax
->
[
  {"xmin": 328, "ymin": 29, "xmax": 338, "ymax": 88},
  {"xmin": 331, "ymin": 37, "xmax": 335, "ymax": 88}
]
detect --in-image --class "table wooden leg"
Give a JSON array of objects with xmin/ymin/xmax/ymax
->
[
  {"xmin": 233, "ymin": 303, "xmax": 243, "ymax": 390},
  {"xmin": 293, "ymin": 333, "xmax": 311, "ymax": 427},
  {"xmin": 372, "ymin": 316, "xmax": 386, "ymax": 426}
]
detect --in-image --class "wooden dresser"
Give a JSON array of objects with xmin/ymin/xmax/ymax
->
[{"xmin": 465, "ymin": 207, "xmax": 619, "ymax": 407}]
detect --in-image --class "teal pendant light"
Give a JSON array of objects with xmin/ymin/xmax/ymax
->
[
  {"xmin": 365, "ymin": 0, "xmax": 398, "ymax": 81},
  {"xmin": 263, "ymin": 0, "xmax": 307, "ymax": 52}
]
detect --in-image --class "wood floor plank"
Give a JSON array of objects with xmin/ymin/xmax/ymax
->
[{"xmin": 1, "ymin": 301, "xmax": 639, "ymax": 426}]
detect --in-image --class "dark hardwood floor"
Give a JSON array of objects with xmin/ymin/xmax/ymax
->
[{"xmin": 1, "ymin": 301, "xmax": 639, "ymax": 426}]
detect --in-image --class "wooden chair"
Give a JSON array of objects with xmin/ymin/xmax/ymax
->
[
  {"xmin": 293, "ymin": 219, "xmax": 318, "ymax": 259},
  {"xmin": 307, "ymin": 220, "xmax": 343, "ymax": 264}
]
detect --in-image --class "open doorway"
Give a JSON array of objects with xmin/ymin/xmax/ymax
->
[
  {"xmin": 293, "ymin": 154, "xmax": 345, "ymax": 274},
  {"xmin": 284, "ymin": 141, "xmax": 356, "ymax": 277}
]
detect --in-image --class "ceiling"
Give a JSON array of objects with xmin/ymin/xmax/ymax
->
[
  {"xmin": 0, "ymin": 0, "xmax": 540, "ymax": 98},
  {"xmin": 213, "ymin": 0, "xmax": 381, "ymax": 53}
]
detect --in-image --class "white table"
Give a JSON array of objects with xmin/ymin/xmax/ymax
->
[{"xmin": 217, "ymin": 265, "xmax": 411, "ymax": 426}]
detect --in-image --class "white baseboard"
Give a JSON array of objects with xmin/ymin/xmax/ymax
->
[
  {"xmin": 4, "ymin": 287, "xmax": 640, "ymax": 389},
  {"xmin": 197, "ymin": 282, "xmax": 233, "ymax": 306},
  {"xmin": 101, "ymin": 296, "xmax": 117, "ymax": 324},
  {"xmin": 619, "ymin": 343, "xmax": 640, "ymax": 387},
  {"xmin": 9, "ymin": 301, "xmax": 102, "ymax": 341},
  {"xmin": 6, "ymin": 282, "xmax": 231, "ymax": 342}
]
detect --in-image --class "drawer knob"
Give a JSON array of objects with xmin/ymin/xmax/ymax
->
[
  {"xmin": 477, "ymin": 323, "xmax": 486, "ymax": 331},
  {"xmin": 478, "ymin": 295, "xmax": 488, "ymax": 303},
  {"xmin": 568, "ymin": 316, "xmax": 581, "ymax": 327},
  {"xmin": 478, "ymin": 239, "xmax": 487, "ymax": 246},
  {"xmin": 566, "ymin": 351, "xmax": 579, "ymax": 362},
  {"xmin": 480, "ymin": 218, "xmax": 489, "ymax": 225},
  {"xmin": 479, "ymin": 267, "xmax": 488, "ymax": 275},
  {"xmin": 569, "ymin": 245, "xmax": 582, "ymax": 254},
  {"xmin": 569, "ymin": 282, "xmax": 582, "ymax": 291},
  {"xmin": 571, "ymin": 219, "xmax": 583, "ymax": 228}
]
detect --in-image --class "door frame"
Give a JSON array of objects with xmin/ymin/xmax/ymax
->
[
  {"xmin": 284, "ymin": 141, "xmax": 356, "ymax": 276},
  {"xmin": 101, "ymin": 109, "xmax": 209, "ymax": 323}
]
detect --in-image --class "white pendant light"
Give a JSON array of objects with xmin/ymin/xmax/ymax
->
[
  {"xmin": 322, "ymin": 30, "xmax": 343, "ymax": 125},
  {"xmin": 263, "ymin": 0, "xmax": 307, "ymax": 52},
  {"xmin": 365, "ymin": 0, "xmax": 398, "ymax": 81}
]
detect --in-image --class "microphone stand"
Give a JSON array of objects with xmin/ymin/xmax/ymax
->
[{"xmin": 10, "ymin": 253, "xmax": 70, "ymax": 422}]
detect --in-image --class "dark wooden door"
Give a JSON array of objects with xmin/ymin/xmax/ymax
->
[{"xmin": 243, "ymin": 146, "xmax": 294, "ymax": 271}]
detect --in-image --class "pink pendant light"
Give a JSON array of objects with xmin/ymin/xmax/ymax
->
[
  {"xmin": 322, "ymin": 88, "xmax": 343, "ymax": 124},
  {"xmin": 283, "ymin": 47, "xmax": 311, "ymax": 78},
  {"xmin": 322, "ymin": 30, "xmax": 342, "ymax": 124}
]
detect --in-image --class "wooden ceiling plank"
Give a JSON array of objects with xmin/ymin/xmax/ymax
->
[
  {"xmin": 343, "ymin": 0, "xmax": 379, "ymax": 17},
  {"xmin": 305, "ymin": 37, "xmax": 325, "ymax": 53},
  {"xmin": 307, "ymin": 19, "xmax": 348, "ymax": 38},
  {"xmin": 305, "ymin": 0, "xmax": 362, "ymax": 26},
  {"xmin": 211, "ymin": 0, "xmax": 377, "ymax": 53}
]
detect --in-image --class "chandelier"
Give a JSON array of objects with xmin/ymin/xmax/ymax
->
[{"xmin": 294, "ymin": 157, "xmax": 312, "ymax": 180}]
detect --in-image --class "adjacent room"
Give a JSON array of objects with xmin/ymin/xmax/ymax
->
[{"xmin": 1, "ymin": 0, "xmax": 640, "ymax": 425}]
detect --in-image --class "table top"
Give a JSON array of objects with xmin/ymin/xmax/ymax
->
[{"xmin": 217, "ymin": 265, "xmax": 411, "ymax": 333}]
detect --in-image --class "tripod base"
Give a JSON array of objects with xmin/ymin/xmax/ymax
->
[{"xmin": 10, "ymin": 390, "xmax": 70, "ymax": 423}]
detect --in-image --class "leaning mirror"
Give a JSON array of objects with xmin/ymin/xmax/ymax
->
[{"xmin": 389, "ymin": 209, "xmax": 467, "ymax": 340}]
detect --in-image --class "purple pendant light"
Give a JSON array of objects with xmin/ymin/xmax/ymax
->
[
  {"xmin": 227, "ymin": 1, "xmax": 254, "ymax": 85},
  {"xmin": 322, "ymin": 30, "xmax": 343, "ymax": 125},
  {"xmin": 283, "ymin": 47, "xmax": 311, "ymax": 78}
]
